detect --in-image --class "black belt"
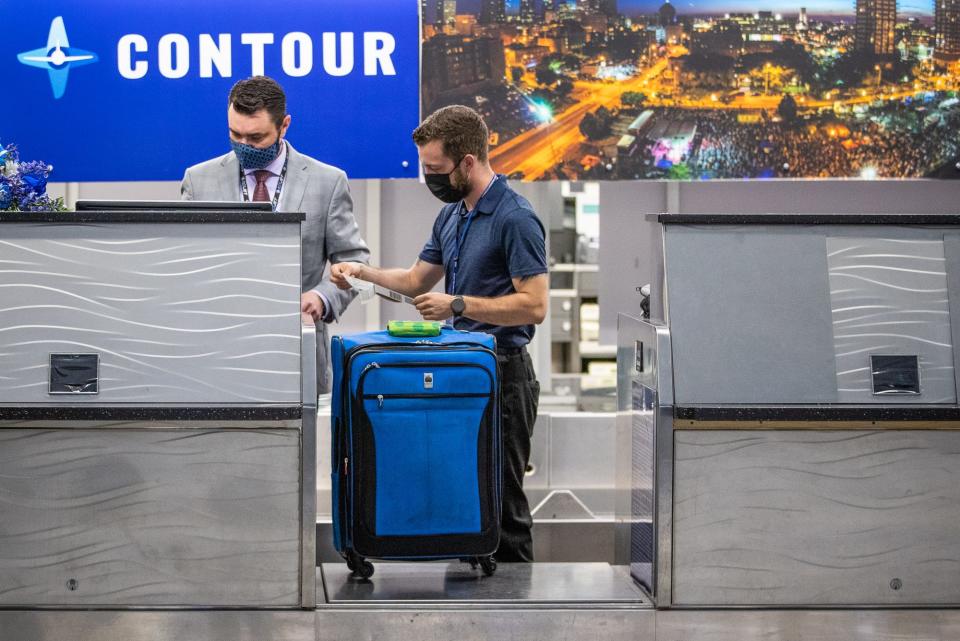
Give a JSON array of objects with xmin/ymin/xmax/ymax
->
[{"xmin": 496, "ymin": 345, "xmax": 527, "ymax": 356}]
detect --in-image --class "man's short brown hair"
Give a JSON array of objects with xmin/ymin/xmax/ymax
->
[
  {"xmin": 412, "ymin": 105, "xmax": 489, "ymax": 163},
  {"xmin": 229, "ymin": 77, "xmax": 287, "ymax": 128}
]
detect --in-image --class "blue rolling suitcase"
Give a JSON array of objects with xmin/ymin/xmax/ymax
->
[{"xmin": 331, "ymin": 325, "xmax": 502, "ymax": 578}]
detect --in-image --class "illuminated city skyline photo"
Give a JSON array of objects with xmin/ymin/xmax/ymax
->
[
  {"xmin": 438, "ymin": 0, "xmax": 936, "ymax": 19},
  {"xmin": 422, "ymin": 0, "xmax": 960, "ymax": 180}
]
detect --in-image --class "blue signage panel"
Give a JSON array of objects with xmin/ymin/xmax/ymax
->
[{"xmin": 0, "ymin": 0, "xmax": 420, "ymax": 181}]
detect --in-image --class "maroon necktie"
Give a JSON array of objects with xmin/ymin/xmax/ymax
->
[{"xmin": 253, "ymin": 170, "xmax": 271, "ymax": 202}]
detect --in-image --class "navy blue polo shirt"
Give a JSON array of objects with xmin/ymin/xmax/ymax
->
[{"xmin": 419, "ymin": 175, "xmax": 548, "ymax": 349}]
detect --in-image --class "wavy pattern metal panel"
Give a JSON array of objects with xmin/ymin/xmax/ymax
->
[
  {"xmin": 673, "ymin": 430, "xmax": 960, "ymax": 606},
  {"xmin": 0, "ymin": 428, "xmax": 301, "ymax": 607},
  {"xmin": 827, "ymin": 237, "xmax": 956, "ymax": 403},
  {"xmin": 0, "ymin": 223, "xmax": 301, "ymax": 404}
]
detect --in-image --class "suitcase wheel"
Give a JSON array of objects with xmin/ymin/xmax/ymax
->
[
  {"xmin": 462, "ymin": 555, "xmax": 496, "ymax": 576},
  {"xmin": 355, "ymin": 560, "xmax": 375, "ymax": 579},
  {"xmin": 346, "ymin": 551, "xmax": 375, "ymax": 579},
  {"xmin": 478, "ymin": 555, "xmax": 497, "ymax": 577}
]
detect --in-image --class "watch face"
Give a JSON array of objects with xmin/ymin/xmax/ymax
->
[{"xmin": 452, "ymin": 297, "xmax": 465, "ymax": 315}]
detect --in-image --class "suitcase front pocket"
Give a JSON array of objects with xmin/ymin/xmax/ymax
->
[
  {"xmin": 356, "ymin": 361, "xmax": 496, "ymax": 540},
  {"xmin": 361, "ymin": 394, "xmax": 491, "ymax": 537}
]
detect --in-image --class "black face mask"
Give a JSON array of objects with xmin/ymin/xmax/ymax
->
[{"xmin": 424, "ymin": 158, "xmax": 468, "ymax": 204}]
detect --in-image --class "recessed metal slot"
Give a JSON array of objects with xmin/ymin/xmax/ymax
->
[
  {"xmin": 870, "ymin": 354, "xmax": 921, "ymax": 396},
  {"xmin": 49, "ymin": 353, "xmax": 100, "ymax": 395}
]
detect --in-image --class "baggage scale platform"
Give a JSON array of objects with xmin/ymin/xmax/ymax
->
[
  {"xmin": 319, "ymin": 561, "xmax": 647, "ymax": 606},
  {"xmin": 315, "ymin": 562, "xmax": 653, "ymax": 640}
]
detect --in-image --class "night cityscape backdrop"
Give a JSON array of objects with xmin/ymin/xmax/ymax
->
[
  {"xmin": 444, "ymin": 0, "xmax": 935, "ymax": 19},
  {"xmin": 421, "ymin": 0, "xmax": 960, "ymax": 180}
]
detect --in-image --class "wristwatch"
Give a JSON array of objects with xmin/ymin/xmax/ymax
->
[{"xmin": 451, "ymin": 296, "xmax": 466, "ymax": 317}]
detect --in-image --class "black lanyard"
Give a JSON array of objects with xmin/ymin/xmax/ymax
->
[
  {"xmin": 450, "ymin": 209, "xmax": 476, "ymax": 294},
  {"xmin": 448, "ymin": 175, "xmax": 498, "ymax": 294},
  {"xmin": 239, "ymin": 151, "xmax": 289, "ymax": 211}
]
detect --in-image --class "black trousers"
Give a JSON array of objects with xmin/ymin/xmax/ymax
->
[{"xmin": 495, "ymin": 348, "xmax": 540, "ymax": 563}]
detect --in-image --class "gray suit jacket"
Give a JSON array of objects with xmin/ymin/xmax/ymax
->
[{"xmin": 181, "ymin": 142, "xmax": 369, "ymax": 393}]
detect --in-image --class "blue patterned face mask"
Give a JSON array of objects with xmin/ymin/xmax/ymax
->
[{"xmin": 231, "ymin": 137, "xmax": 282, "ymax": 170}]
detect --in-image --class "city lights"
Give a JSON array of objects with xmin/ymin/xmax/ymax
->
[{"xmin": 528, "ymin": 98, "xmax": 554, "ymax": 123}]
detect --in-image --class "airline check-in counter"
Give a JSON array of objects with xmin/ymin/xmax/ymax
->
[
  {"xmin": 0, "ymin": 208, "xmax": 318, "ymax": 609},
  {"xmin": 620, "ymin": 213, "xmax": 960, "ymax": 608}
]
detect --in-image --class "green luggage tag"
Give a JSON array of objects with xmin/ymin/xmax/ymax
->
[{"xmin": 387, "ymin": 320, "xmax": 442, "ymax": 337}]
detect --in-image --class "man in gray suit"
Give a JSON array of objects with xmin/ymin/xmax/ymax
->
[{"xmin": 181, "ymin": 76, "xmax": 369, "ymax": 393}]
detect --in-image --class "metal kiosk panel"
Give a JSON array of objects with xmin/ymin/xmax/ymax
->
[{"xmin": 0, "ymin": 209, "xmax": 316, "ymax": 608}]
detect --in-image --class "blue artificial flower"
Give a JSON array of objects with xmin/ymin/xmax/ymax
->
[
  {"xmin": 18, "ymin": 191, "xmax": 53, "ymax": 212},
  {"xmin": 0, "ymin": 143, "xmax": 62, "ymax": 212},
  {"xmin": 8, "ymin": 172, "xmax": 28, "ymax": 203},
  {"xmin": 3, "ymin": 143, "xmax": 18, "ymax": 164},
  {"xmin": 0, "ymin": 181, "xmax": 11, "ymax": 210},
  {"xmin": 19, "ymin": 162, "xmax": 49, "ymax": 196},
  {"xmin": 18, "ymin": 191, "xmax": 38, "ymax": 210}
]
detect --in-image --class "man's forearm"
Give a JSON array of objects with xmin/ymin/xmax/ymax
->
[
  {"xmin": 461, "ymin": 293, "xmax": 546, "ymax": 326},
  {"xmin": 359, "ymin": 265, "xmax": 424, "ymax": 298}
]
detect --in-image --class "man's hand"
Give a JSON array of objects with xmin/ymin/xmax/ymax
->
[
  {"xmin": 301, "ymin": 292, "xmax": 325, "ymax": 322},
  {"xmin": 330, "ymin": 262, "xmax": 365, "ymax": 290},
  {"xmin": 413, "ymin": 292, "xmax": 455, "ymax": 321}
]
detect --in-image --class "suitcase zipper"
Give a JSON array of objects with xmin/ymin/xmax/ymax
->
[{"xmin": 364, "ymin": 392, "xmax": 491, "ymax": 409}]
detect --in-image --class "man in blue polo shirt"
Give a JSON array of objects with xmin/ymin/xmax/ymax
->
[{"xmin": 331, "ymin": 105, "xmax": 548, "ymax": 562}]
